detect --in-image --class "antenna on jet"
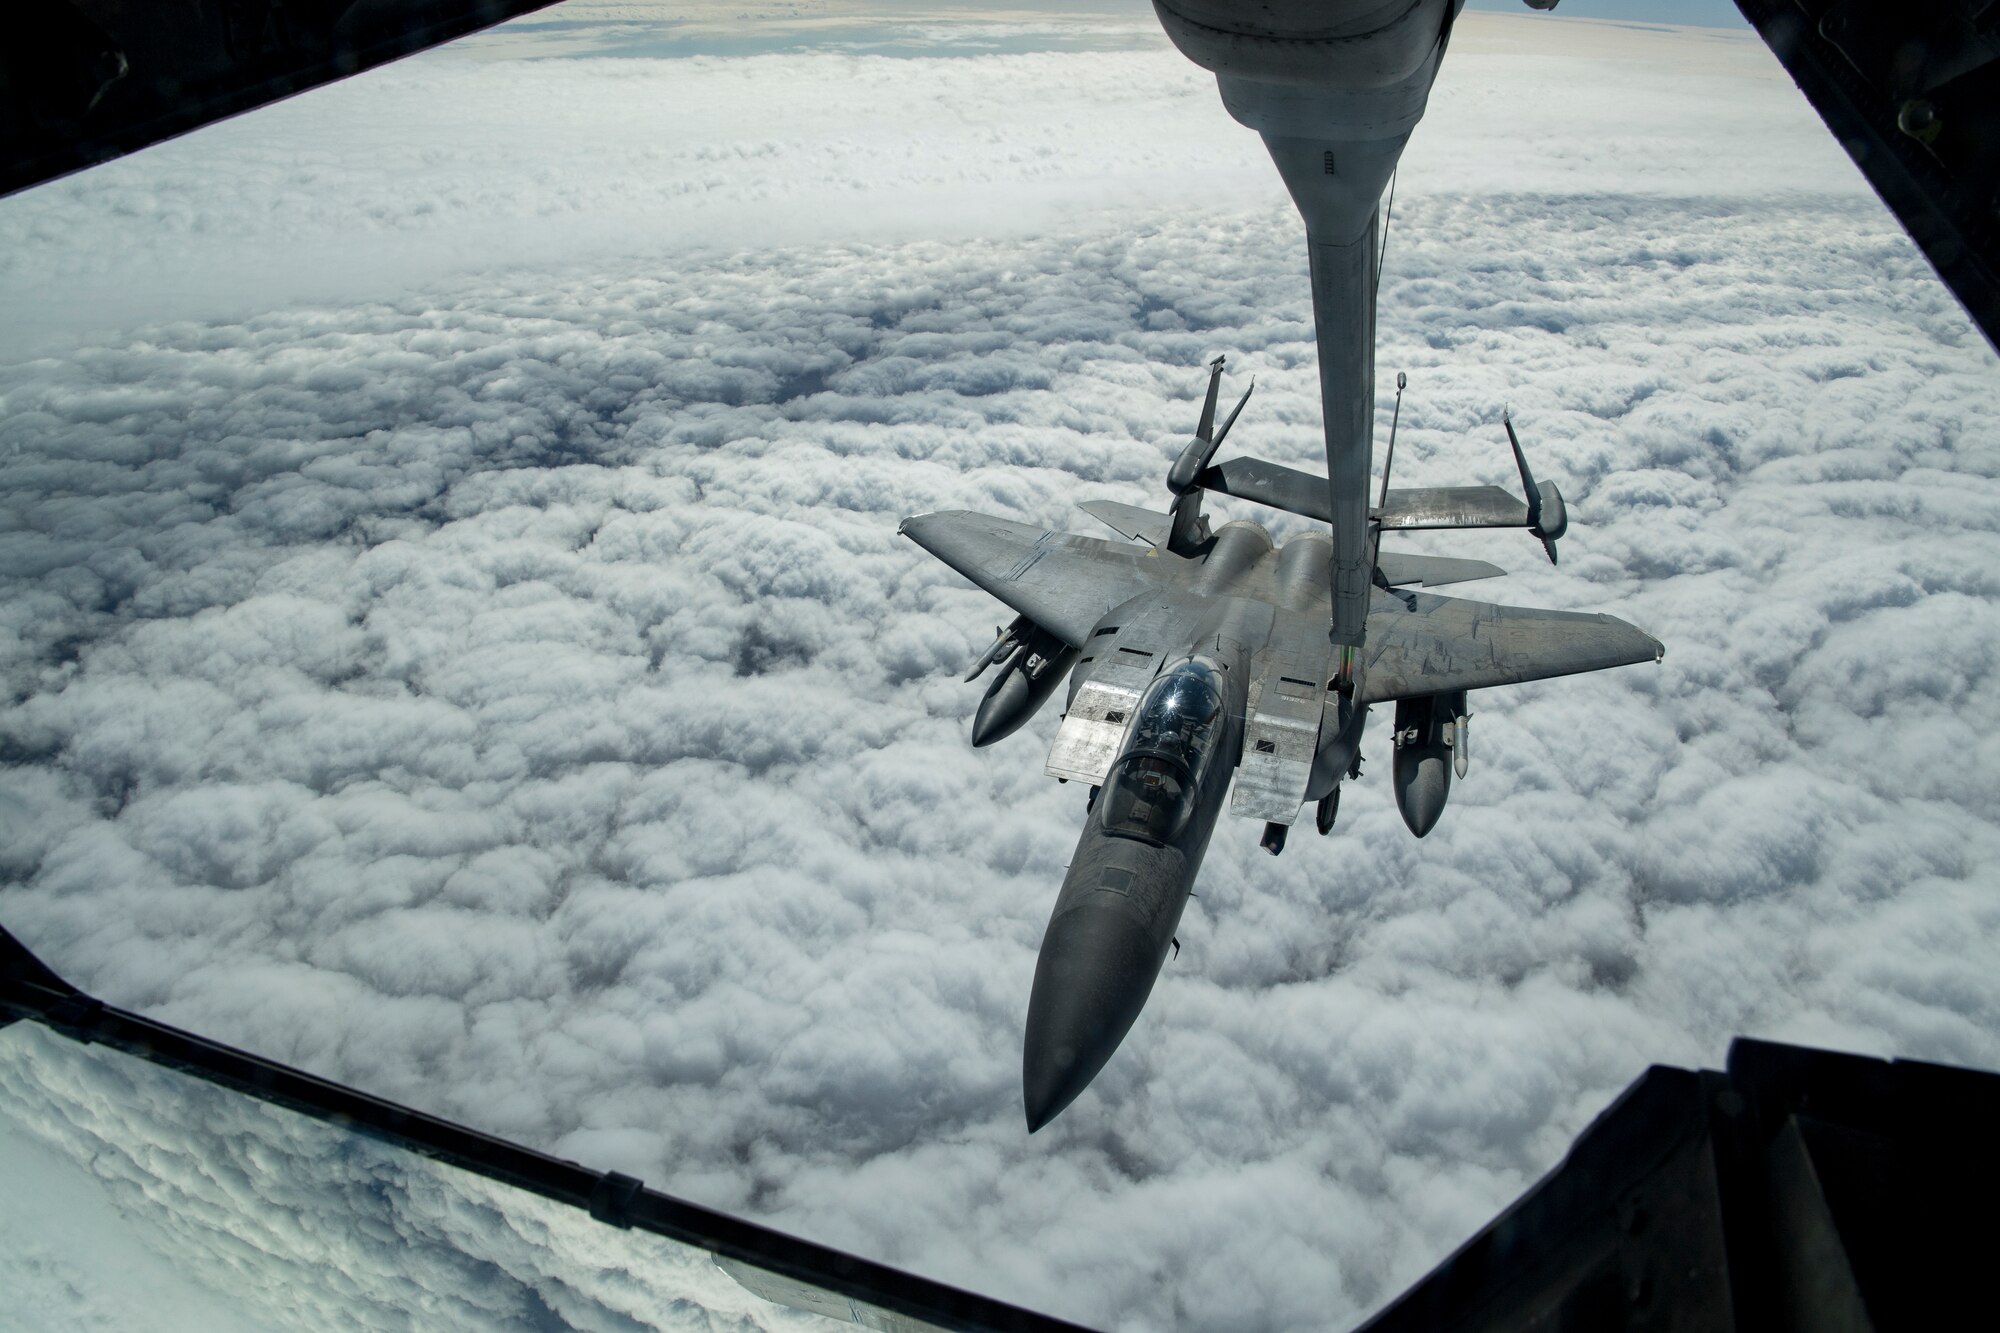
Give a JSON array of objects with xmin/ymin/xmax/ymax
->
[
  {"xmin": 1378, "ymin": 370, "xmax": 1408, "ymax": 509},
  {"xmin": 1368, "ymin": 370, "xmax": 1408, "ymax": 594}
]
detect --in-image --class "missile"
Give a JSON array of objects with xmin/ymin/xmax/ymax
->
[{"xmin": 965, "ymin": 618, "xmax": 1024, "ymax": 682}]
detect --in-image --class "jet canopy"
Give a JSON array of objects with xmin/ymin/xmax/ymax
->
[{"xmin": 1099, "ymin": 657, "xmax": 1227, "ymax": 846}]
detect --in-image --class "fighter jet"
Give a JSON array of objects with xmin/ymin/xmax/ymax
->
[
  {"xmin": 902, "ymin": 0, "xmax": 1661, "ymax": 1130},
  {"xmin": 902, "ymin": 359, "xmax": 1659, "ymax": 1129}
]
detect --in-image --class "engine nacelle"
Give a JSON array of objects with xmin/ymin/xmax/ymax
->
[
  {"xmin": 1391, "ymin": 689, "xmax": 1467, "ymax": 838},
  {"xmin": 972, "ymin": 641, "xmax": 1079, "ymax": 747}
]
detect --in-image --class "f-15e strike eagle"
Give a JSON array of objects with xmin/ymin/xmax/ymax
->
[{"xmin": 902, "ymin": 0, "xmax": 1662, "ymax": 1130}]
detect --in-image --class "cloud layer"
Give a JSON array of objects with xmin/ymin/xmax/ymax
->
[
  {"xmin": 1, "ymin": 10, "xmax": 1995, "ymax": 1332},
  {"xmin": 0, "ymin": 8, "xmax": 1858, "ymax": 360},
  {"xmin": 0, "ymin": 1024, "xmax": 797, "ymax": 1333}
]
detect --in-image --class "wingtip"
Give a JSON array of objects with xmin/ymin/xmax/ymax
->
[{"xmin": 898, "ymin": 511, "xmax": 949, "ymax": 543}]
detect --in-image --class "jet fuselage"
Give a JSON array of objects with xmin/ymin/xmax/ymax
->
[{"xmin": 1022, "ymin": 524, "xmax": 1330, "ymax": 1130}]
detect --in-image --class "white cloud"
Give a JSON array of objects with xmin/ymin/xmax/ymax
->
[
  {"xmin": 0, "ymin": 9, "xmax": 1996, "ymax": 1333},
  {"xmin": 0, "ymin": 1023, "xmax": 806, "ymax": 1333},
  {"xmin": 0, "ymin": 10, "xmax": 1859, "ymax": 362}
]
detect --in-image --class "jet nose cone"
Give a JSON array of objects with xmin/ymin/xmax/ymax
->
[
  {"xmin": 1022, "ymin": 900, "xmax": 1166, "ymax": 1132},
  {"xmin": 1022, "ymin": 1061, "xmax": 1071, "ymax": 1135}
]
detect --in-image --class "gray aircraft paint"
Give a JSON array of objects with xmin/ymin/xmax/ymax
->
[
  {"xmin": 903, "ymin": 1, "xmax": 1664, "ymax": 1131},
  {"xmin": 903, "ymin": 383, "xmax": 1660, "ymax": 1127},
  {"xmin": 1153, "ymin": 0, "xmax": 1466, "ymax": 649}
]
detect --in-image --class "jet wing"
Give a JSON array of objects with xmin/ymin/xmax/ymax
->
[
  {"xmin": 1076, "ymin": 499, "xmax": 1172, "ymax": 547},
  {"xmin": 1359, "ymin": 589, "xmax": 1663, "ymax": 704},
  {"xmin": 900, "ymin": 510, "xmax": 1191, "ymax": 648},
  {"xmin": 1376, "ymin": 552, "xmax": 1506, "ymax": 588}
]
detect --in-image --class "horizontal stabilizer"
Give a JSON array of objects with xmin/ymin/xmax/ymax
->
[
  {"xmin": 1376, "ymin": 552, "xmax": 1506, "ymax": 588},
  {"xmin": 1201, "ymin": 463, "xmax": 1547, "ymax": 543},
  {"xmin": 1077, "ymin": 499, "xmax": 1171, "ymax": 547},
  {"xmin": 1195, "ymin": 456, "xmax": 1332, "ymax": 523},
  {"xmin": 1375, "ymin": 486, "xmax": 1531, "ymax": 530},
  {"xmin": 1361, "ymin": 589, "xmax": 1663, "ymax": 704}
]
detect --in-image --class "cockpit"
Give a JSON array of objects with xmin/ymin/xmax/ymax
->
[{"xmin": 1098, "ymin": 657, "xmax": 1227, "ymax": 845}]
